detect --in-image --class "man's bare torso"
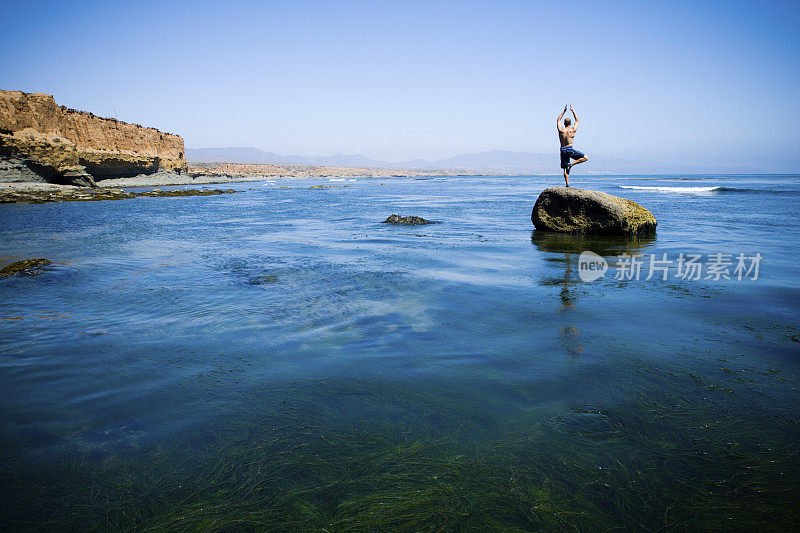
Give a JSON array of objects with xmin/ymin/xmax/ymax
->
[
  {"xmin": 558, "ymin": 126, "xmax": 576, "ymax": 147},
  {"xmin": 556, "ymin": 105, "xmax": 587, "ymax": 187}
]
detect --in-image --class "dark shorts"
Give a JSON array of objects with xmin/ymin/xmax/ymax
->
[{"xmin": 560, "ymin": 146, "xmax": 585, "ymax": 169}]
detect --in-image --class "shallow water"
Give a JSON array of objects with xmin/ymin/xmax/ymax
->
[{"xmin": 1, "ymin": 175, "xmax": 799, "ymax": 530}]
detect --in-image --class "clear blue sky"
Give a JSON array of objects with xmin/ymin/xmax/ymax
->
[{"xmin": 2, "ymin": 0, "xmax": 799, "ymax": 170}]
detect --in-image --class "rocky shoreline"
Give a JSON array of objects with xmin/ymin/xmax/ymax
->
[
  {"xmin": 0, "ymin": 182, "xmax": 237, "ymax": 204},
  {"xmin": 187, "ymin": 161, "xmax": 487, "ymax": 181}
]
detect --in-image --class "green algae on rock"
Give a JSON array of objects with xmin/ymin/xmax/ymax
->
[
  {"xmin": 0, "ymin": 187, "xmax": 238, "ymax": 204},
  {"xmin": 531, "ymin": 187, "xmax": 657, "ymax": 235},
  {"xmin": 0, "ymin": 258, "xmax": 51, "ymax": 277},
  {"xmin": 383, "ymin": 214, "xmax": 434, "ymax": 225}
]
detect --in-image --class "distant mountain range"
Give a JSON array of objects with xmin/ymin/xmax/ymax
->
[{"xmin": 186, "ymin": 147, "xmax": 762, "ymax": 174}]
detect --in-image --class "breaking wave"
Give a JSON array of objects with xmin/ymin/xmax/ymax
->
[{"xmin": 619, "ymin": 185, "xmax": 794, "ymax": 194}]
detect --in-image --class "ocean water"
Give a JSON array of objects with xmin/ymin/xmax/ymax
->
[{"xmin": 1, "ymin": 174, "xmax": 799, "ymax": 530}]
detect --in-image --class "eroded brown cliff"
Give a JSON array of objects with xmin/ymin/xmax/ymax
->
[{"xmin": 0, "ymin": 90, "xmax": 188, "ymax": 185}]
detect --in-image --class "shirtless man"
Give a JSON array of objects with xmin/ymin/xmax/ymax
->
[{"xmin": 557, "ymin": 105, "xmax": 588, "ymax": 187}]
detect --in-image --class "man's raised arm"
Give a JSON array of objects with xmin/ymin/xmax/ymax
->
[
  {"xmin": 557, "ymin": 105, "xmax": 567, "ymax": 131},
  {"xmin": 570, "ymin": 105, "xmax": 579, "ymax": 128}
]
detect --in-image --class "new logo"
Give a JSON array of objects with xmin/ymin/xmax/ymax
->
[{"xmin": 578, "ymin": 251, "xmax": 608, "ymax": 282}]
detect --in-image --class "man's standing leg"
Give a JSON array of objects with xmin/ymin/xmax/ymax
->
[{"xmin": 563, "ymin": 167, "xmax": 570, "ymax": 187}]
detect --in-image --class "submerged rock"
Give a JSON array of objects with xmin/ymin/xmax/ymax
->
[
  {"xmin": 0, "ymin": 258, "xmax": 51, "ymax": 277},
  {"xmin": 382, "ymin": 214, "xmax": 433, "ymax": 225},
  {"xmin": 531, "ymin": 187, "xmax": 656, "ymax": 235},
  {"xmin": 247, "ymin": 274, "xmax": 279, "ymax": 286},
  {"xmin": 553, "ymin": 408, "xmax": 623, "ymax": 444}
]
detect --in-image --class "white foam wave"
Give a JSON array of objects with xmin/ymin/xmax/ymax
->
[
  {"xmin": 619, "ymin": 185, "xmax": 721, "ymax": 194},
  {"xmin": 328, "ymin": 178, "xmax": 346, "ymax": 182}
]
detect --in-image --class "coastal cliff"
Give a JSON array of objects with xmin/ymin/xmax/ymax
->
[{"xmin": 0, "ymin": 90, "xmax": 187, "ymax": 186}]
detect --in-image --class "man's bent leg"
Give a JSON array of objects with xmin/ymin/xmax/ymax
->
[{"xmin": 568, "ymin": 155, "xmax": 588, "ymax": 171}]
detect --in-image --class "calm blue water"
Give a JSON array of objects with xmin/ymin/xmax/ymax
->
[{"xmin": 1, "ymin": 175, "xmax": 799, "ymax": 529}]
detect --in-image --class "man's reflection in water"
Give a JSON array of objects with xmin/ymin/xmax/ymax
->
[
  {"xmin": 558, "ymin": 252, "xmax": 576, "ymax": 312},
  {"xmin": 531, "ymin": 231, "xmax": 655, "ymax": 360},
  {"xmin": 555, "ymin": 250, "xmax": 584, "ymax": 358}
]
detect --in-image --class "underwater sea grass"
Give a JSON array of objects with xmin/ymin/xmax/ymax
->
[{"xmin": 2, "ymin": 355, "xmax": 799, "ymax": 531}]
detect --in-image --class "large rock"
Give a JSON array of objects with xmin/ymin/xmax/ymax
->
[
  {"xmin": 0, "ymin": 90, "xmax": 188, "ymax": 185},
  {"xmin": 531, "ymin": 187, "xmax": 656, "ymax": 235}
]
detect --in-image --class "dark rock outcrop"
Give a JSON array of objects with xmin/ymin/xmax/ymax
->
[
  {"xmin": 531, "ymin": 187, "xmax": 656, "ymax": 235},
  {"xmin": 0, "ymin": 258, "xmax": 52, "ymax": 277},
  {"xmin": 0, "ymin": 90, "xmax": 187, "ymax": 186},
  {"xmin": 382, "ymin": 214, "xmax": 433, "ymax": 225},
  {"xmin": 0, "ymin": 187, "xmax": 238, "ymax": 205},
  {"xmin": 57, "ymin": 169, "xmax": 96, "ymax": 187}
]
